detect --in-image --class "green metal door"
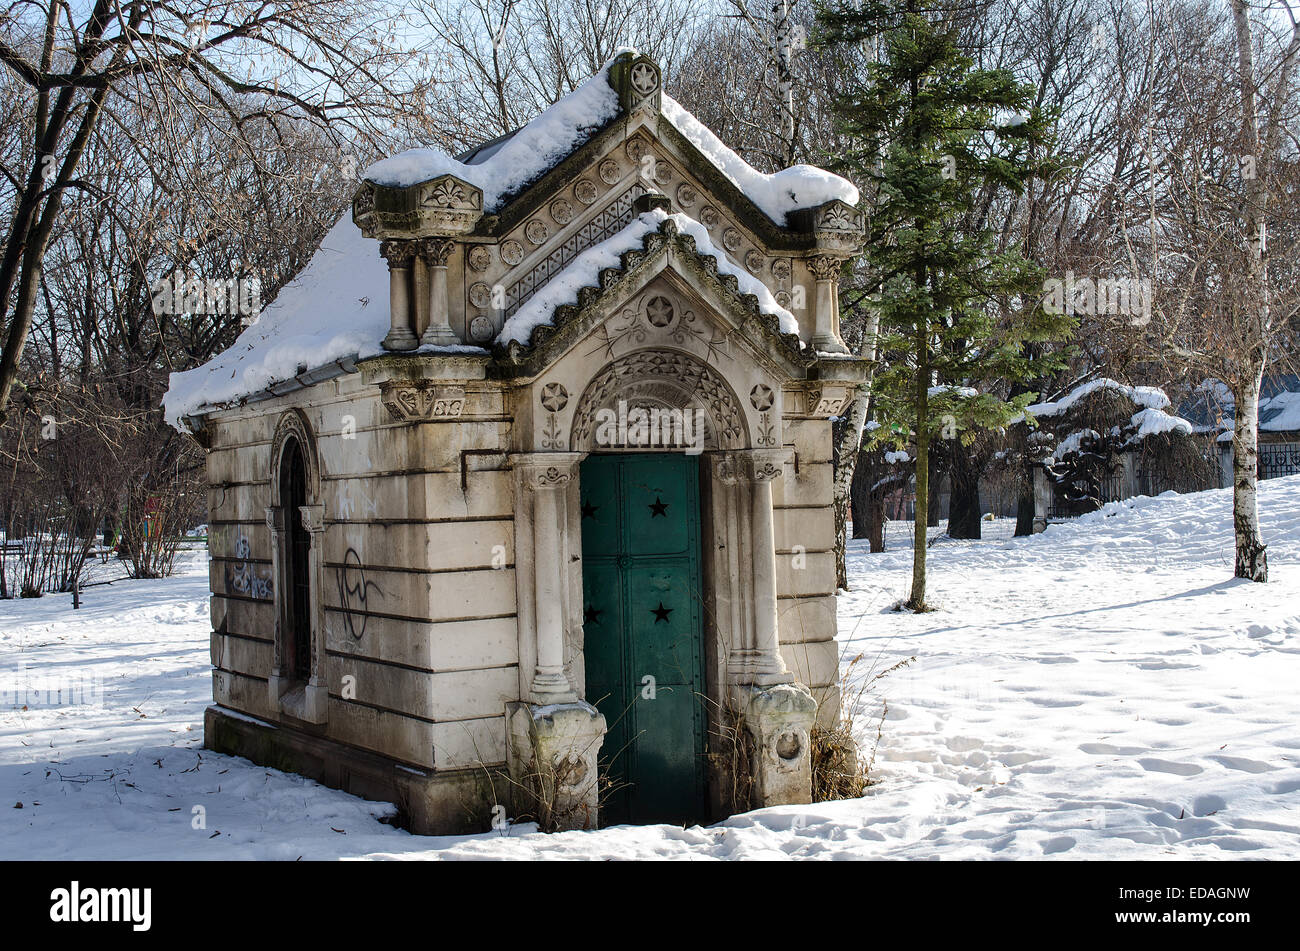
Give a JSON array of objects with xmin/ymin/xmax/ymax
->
[{"xmin": 580, "ymin": 452, "xmax": 707, "ymax": 826}]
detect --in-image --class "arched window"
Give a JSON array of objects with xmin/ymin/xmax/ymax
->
[
  {"xmin": 267, "ymin": 410, "xmax": 327, "ymax": 723},
  {"xmin": 279, "ymin": 437, "xmax": 312, "ymax": 684}
]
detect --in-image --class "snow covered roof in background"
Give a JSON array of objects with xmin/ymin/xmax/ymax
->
[
  {"xmin": 363, "ymin": 51, "xmax": 858, "ymax": 226},
  {"xmin": 162, "ymin": 216, "xmax": 390, "ymax": 427},
  {"xmin": 1215, "ymin": 390, "xmax": 1300, "ymax": 442},
  {"xmin": 1179, "ymin": 376, "xmax": 1300, "ymax": 441},
  {"xmin": 1027, "ymin": 378, "xmax": 1171, "ymax": 418},
  {"xmin": 498, "ymin": 208, "xmax": 798, "ymax": 345}
]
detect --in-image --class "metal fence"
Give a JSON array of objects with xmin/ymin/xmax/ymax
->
[
  {"xmin": 1046, "ymin": 472, "xmax": 1123, "ymax": 520},
  {"xmin": 1260, "ymin": 442, "xmax": 1300, "ymax": 480}
]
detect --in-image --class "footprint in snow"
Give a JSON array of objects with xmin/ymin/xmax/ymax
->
[{"xmin": 1138, "ymin": 758, "xmax": 1204, "ymax": 776}]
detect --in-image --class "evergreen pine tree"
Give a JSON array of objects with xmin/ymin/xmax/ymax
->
[{"xmin": 816, "ymin": 0, "xmax": 1073, "ymax": 610}]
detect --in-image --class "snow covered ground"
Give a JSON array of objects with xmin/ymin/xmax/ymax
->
[{"xmin": 2, "ymin": 478, "xmax": 1298, "ymax": 860}]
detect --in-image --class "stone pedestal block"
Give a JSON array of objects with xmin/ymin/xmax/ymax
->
[
  {"xmin": 506, "ymin": 700, "xmax": 607, "ymax": 830},
  {"xmin": 732, "ymin": 681, "xmax": 817, "ymax": 807}
]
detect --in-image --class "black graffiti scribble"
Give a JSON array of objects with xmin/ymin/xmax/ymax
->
[{"xmin": 336, "ymin": 548, "xmax": 382, "ymax": 640}]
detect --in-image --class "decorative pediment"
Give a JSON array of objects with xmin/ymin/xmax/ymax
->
[
  {"xmin": 492, "ymin": 212, "xmax": 814, "ymax": 380},
  {"xmin": 353, "ymin": 174, "xmax": 484, "ymax": 239}
]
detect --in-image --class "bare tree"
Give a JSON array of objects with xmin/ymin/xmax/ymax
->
[
  {"xmin": 1110, "ymin": 0, "xmax": 1300, "ymax": 581},
  {"xmin": 0, "ymin": 0, "xmax": 420, "ymax": 423}
]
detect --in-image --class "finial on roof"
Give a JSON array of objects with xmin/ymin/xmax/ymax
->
[{"xmin": 608, "ymin": 50, "xmax": 662, "ymax": 114}]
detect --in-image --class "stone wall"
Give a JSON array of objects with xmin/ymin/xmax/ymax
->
[
  {"xmin": 772, "ymin": 417, "xmax": 840, "ymax": 727},
  {"xmin": 204, "ymin": 372, "xmax": 519, "ymax": 773}
]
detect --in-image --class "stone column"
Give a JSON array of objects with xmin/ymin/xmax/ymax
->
[
  {"xmin": 519, "ymin": 455, "xmax": 583, "ymax": 701},
  {"xmin": 745, "ymin": 449, "xmax": 792, "ymax": 685},
  {"xmin": 264, "ymin": 506, "xmax": 288, "ymax": 707},
  {"xmin": 808, "ymin": 255, "xmax": 849, "ymax": 354},
  {"xmin": 716, "ymin": 448, "xmax": 817, "ymax": 808},
  {"xmin": 299, "ymin": 503, "xmax": 328, "ymax": 723},
  {"xmin": 506, "ymin": 452, "xmax": 605, "ymax": 830},
  {"xmin": 419, "ymin": 238, "xmax": 460, "ymax": 347},
  {"xmin": 380, "ymin": 239, "xmax": 417, "ymax": 351},
  {"xmin": 715, "ymin": 448, "xmax": 794, "ymax": 687}
]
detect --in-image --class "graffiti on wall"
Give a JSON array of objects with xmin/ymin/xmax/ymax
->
[
  {"xmin": 336, "ymin": 547, "xmax": 381, "ymax": 640},
  {"xmin": 227, "ymin": 536, "xmax": 272, "ymax": 599}
]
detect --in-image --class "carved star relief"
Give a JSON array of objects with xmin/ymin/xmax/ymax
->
[{"xmin": 630, "ymin": 63, "xmax": 658, "ymax": 95}]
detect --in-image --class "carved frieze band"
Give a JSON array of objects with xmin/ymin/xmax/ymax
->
[{"xmin": 379, "ymin": 382, "xmax": 466, "ymax": 421}]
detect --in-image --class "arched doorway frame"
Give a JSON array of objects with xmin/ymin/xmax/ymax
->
[{"xmin": 266, "ymin": 409, "xmax": 328, "ymax": 724}]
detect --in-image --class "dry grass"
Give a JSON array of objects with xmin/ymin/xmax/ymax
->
[{"xmin": 812, "ymin": 651, "xmax": 914, "ymax": 801}]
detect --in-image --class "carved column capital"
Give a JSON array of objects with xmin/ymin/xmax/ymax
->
[
  {"xmin": 265, "ymin": 506, "xmax": 285, "ymax": 533},
  {"xmin": 807, "ymin": 255, "xmax": 844, "ymax": 282},
  {"xmin": 299, "ymin": 504, "xmax": 325, "ymax": 534},
  {"xmin": 514, "ymin": 452, "xmax": 585, "ymax": 491},
  {"xmin": 380, "ymin": 239, "xmax": 418, "ymax": 267},
  {"xmin": 742, "ymin": 448, "xmax": 791, "ymax": 483},
  {"xmin": 418, "ymin": 237, "xmax": 455, "ymax": 267}
]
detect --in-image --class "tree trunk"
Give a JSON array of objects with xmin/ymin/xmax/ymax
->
[
  {"xmin": 1014, "ymin": 471, "xmax": 1036, "ymax": 537},
  {"xmin": 1231, "ymin": 372, "xmax": 1268, "ymax": 581},
  {"xmin": 849, "ymin": 449, "xmax": 872, "ymax": 539},
  {"xmin": 909, "ymin": 315, "xmax": 929, "ymax": 609},
  {"xmin": 832, "ymin": 386, "xmax": 871, "ymax": 590},
  {"xmin": 926, "ymin": 450, "xmax": 941, "ymax": 527},
  {"xmin": 947, "ymin": 447, "xmax": 982, "ymax": 539}
]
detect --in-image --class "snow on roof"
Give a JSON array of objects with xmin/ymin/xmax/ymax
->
[
  {"xmin": 162, "ymin": 215, "xmax": 390, "ymax": 428},
  {"xmin": 1027, "ymin": 378, "xmax": 1171, "ymax": 418},
  {"xmin": 1216, "ymin": 390, "xmax": 1300, "ymax": 441},
  {"xmin": 497, "ymin": 207, "xmax": 798, "ymax": 346},
  {"xmin": 363, "ymin": 58, "xmax": 621, "ymax": 212},
  {"xmin": 363, "ymin": 51, "xmax": 858, "ymax": 226},
  {"xmin": 659, "ymin": 93, "xmax": 858, "ymax": 224}
]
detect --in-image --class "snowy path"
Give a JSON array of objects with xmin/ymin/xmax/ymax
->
[{"xmin": 2, "ymin": 479, "xmax": 1298, "ymax": 859}]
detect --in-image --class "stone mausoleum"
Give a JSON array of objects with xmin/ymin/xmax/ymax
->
[{"xmin": 165, "ymin": 50, "xmax": 870, "ymax": 833}]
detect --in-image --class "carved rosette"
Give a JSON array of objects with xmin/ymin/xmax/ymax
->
[
  {"xmin": 467, "ymin": 245, "xmax": 492, "ymax": 272},
  {"xmin": 380, "ymin": 382, "xmax": 466, "ymax": 422},
  {"xmin": 550, "ymin": 199, "xmax": 574, "ymax": 225},
  {"xmin": 573, "ymin": 179, "xmax": 599, "ymax": 205},
  {"xmin": 525, "ymin": 219, "xmax": 549, "ymax": 245},
  {"xmin": 598, "ymin": 159, "xmax": 621, "ymax": 184},
  {"xmin": 501, "ymin": 240, "xmax": 524, "ymax": 266}
]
